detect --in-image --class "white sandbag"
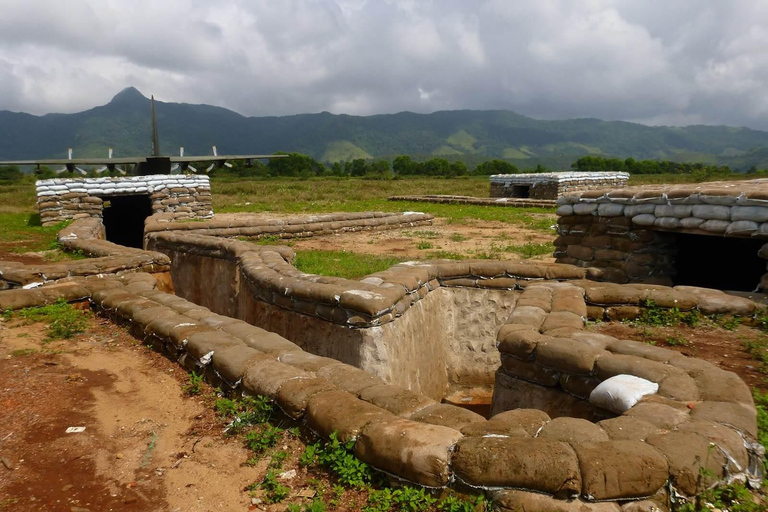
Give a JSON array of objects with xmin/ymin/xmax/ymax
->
[
  {"xmin": 691, "ymin": 205, "xmax": 730, "ymax": 220},
  {"xmin": 597, "ymin": 203, "xmax": 625, "ymax": 217},
  {"xmin": 680, "ymin": 217, "xmax": 705, "ymax": 229},
  {"xmin": 730, "ymin": 206, "xmax": 768, "ymax": 223},
  {"xmin": 556, "ymin": 205, "xmax": 574, "ymax": 216},
  {"xmin": 655, "ymin": 205, "xmax": 692, "ymax": 218},
  {"xmin": 725, "ymin": 220, "xmax": 758, "ymax": 235},
  {"xmin": 624, "ymin": 204, "xmax": 656, "ymax": 217},
  {"xmin": 573, "ymin": 203, "xmax": 598, "ymax": 215},
  {"xmin": 654, "ymin": 217, "xmax": 680, "ymax": 229},
  {"xmin": 588, "ymin": 374, "xmax": 659, "ymax": 414},
  {"xmin": 700, "ymin": 219, "xmax": 730, "ymax": 233},
  {"xmin": 631, "ymin": 214, "xmax": 656, "ymax": 226}
]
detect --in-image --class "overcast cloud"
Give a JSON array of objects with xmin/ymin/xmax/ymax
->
[{"xmin": 1, "ymin": 0, "xmax": 768, "ymax": 129}]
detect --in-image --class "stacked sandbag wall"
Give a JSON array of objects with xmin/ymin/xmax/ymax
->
[
  {"xmin": 490, "ymin": 172, "xmax": 629, "ymax": 200},
  {"xmin": 2, "ymin": 271, "xmax": 761, "ymax": 510},
  {"xmin": 36, "ymin": 175, "xmax": 212, "ymax": 226}
]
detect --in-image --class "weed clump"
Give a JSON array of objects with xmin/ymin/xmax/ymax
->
[{"xmin": 16, "ymin": 298, "xmax": 89, "ymax": 340}]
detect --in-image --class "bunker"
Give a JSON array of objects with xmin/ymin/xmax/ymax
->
[
  {"xmin": 490, "ymin": 171, "xmax": 629, "ymax": 200},
  {"xmin": 101, "ymin": 194, "xmax": 153, "ymax": 248},
  {"xmin": 554, "ymin": 179, "xmax": 768, "ymax": 291},
  {"xmin": 34, "ymin": 175, "xmax": 214, "ymax": 230}
]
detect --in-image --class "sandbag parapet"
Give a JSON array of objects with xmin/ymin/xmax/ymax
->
[
  {"xmin": 0, "ymin": 217, "xmax": 170, "ymax": 289},
  {"xmin": 492, "ymin": 282, "xmax": 762, "ymax": 499},
  {"xmin": 555, "ymin": 178, "xmax": 768, "ymax": 286}
]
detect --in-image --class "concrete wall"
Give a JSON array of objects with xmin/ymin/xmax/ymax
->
[{"xmin": 164, "ymin": 247, "xmax": 518, "ymax": 400}]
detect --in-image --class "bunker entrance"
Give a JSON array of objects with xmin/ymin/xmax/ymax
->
[
  {"xmin": 672, "ymin": 232, "xmax": 766, "ymax": 291},
  {"xmin": 509, "ymin": 185, "xmax": 531, "ymax": 198},
  {"xmin": 102, "ymin": 195, "xmax": 152, "ymax": 248}
]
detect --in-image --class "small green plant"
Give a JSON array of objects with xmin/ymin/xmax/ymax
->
[
  {"xmin": 245, "ymin": 423, "xmax": 283, "ymax": 453},
  {"xmin": 302, "ymin": 432, "xmax": 376, "ymax": 488},
  {"xmin": 635, "ymin": 300, "xmax": 682, "ymax": 327},
  {"xmin": 411, "ymin": 230, "xmax": 439, "ymax": 239},
  {"xmin": 10, "ymin": 348, "xmax": 37, "ymax": 357},
  {"xmin": 665, "ymin": 334, "xmax": 690, "ymax": 347},
  {"xmin": 329, "ymin": 485, "xmax": 345, "ymax": 508},
  {"xmin": 289, "ymin": 498, "xmax": 327, "ymax": 512},
  {"xmin": 214, "ymin": 397, "xmax": 238, "ymax": 417},
  {"xmin": 254, "ymin": 234, "xmax": 281, "ymax": 245},
  {"xmin": 416, "ymin": 240, "xmax": 433, "ymax": 250},
  {"xmin": 721, "ymin": 316, "xmax": 741, "ymax": 331},
  {"xmin": 391, "ymin": 486, "xmax": 437, "ymax": 512},
  {"xmin": 16, "ymin": 298, "xmax": 89, "ymax": 340},
  {"xmin": 140, "ymin": 431, "xmax": 158, "ymax": 468},
  {"xmin": 183, "ymin": 371, "xmax": 204, "ymax": 395},
  {"xmin": 437, "ymin": 494, "xmax": 490, "ymax": 512},
  {"xmin": 681, "ymin": 308, "xmax": 702, "ymax": 328},
  {"xmin": 300, "ymin": 443, "xmax": 320, "ymax": 466},
  {"xmin": 505, "ymin": 241, "xmax": 554, "ymax": 259},
  {"xmin": 251, "ymin": 470, "xmax": 290, "ymax": 504},
  {"xmin": 363, "ymin": 489, "xmax": 393, "ymax": 512},
  {"xmin": 269, "ymin": 450, "xmax": 288, "ymax": 469},
  {"xmin": 744, "ymin": 338, "xmax": 768, "ymax": 374},
  {"xmin": 226, "ymin": 395, "xmax": 275, "ymax": 434},
  {"xmin": 450, "ymin": 233, "xmax": 468, "ymax": 243}
]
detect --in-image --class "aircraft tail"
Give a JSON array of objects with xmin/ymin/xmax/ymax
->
[{"xmin": 150, "ymin": 95, "xmax": 160, "ymax": 157}]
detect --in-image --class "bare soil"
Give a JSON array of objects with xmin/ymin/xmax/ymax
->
[
  {"xmin": 592, "ymin": 321, "xmax": 768, "ymax": 394},
  {"xmin": 0, "ymin": 315, "xmax": 273, "ymax": 512},
  {"xmin": 0, "ymin": 313, "xmax": 423, "ymax": 512}
]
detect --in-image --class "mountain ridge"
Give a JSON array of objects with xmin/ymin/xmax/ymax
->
[{"xmin": 1, "ymin": 87, "xmax": 767, "ymax": 170}]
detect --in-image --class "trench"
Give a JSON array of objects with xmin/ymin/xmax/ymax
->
[
  {"xmin": 671, "ymin": 232, "xmax": 766, "ymax": 291},
  {"xmin": 101, "ymin": 195, "xmax": 153, "ymax": 249}
]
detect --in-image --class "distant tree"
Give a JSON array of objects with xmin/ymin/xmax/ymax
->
[
  {"xmin": 347, "ymin": 158, "xmax": 369, "ymax": 177},
  {"xmin": 0, "ymin": 165, "xmax": 23, "ymax": 181},
  {"xmin": 392, "ymin": 155, "xmax": 418, "ymax": 175},
  {"xmin": 473, "ymin": 159, "xmax": 519, "ymax": 175},
  {"xmin": 267, "ymin": 152, "xmax": 325, "ymax": 177}
]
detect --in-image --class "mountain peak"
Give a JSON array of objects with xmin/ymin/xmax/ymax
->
[{"xmin": 109, "ymin": 87, "xmax": 147, "ymax": 104}]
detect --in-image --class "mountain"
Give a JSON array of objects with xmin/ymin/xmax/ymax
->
[{"xmin": 2, "ymin": 86, "xmax": 768, "ymax": 170}]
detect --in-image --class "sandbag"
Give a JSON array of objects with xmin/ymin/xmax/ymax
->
[{"xmin": 589, "ymin": 375, "xmax": 659, "ymax": 414}]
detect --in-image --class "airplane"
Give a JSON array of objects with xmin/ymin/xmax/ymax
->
[{"xmin": 0, "ymin": 95, "xmax": 286, "ymax": 175}]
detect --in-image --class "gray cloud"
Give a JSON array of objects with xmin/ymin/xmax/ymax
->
[{"xmin": 1, "ymin": 0, "xmax": 768, "ymax": 130}]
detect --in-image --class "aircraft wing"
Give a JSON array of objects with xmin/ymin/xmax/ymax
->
[
  {"xmin": 0, "ymin": 157, "xmax": 146, "ymax": 166},
  {"xmin": 168, "ymin": 154, "xmax": 288, "ymax": 163}
]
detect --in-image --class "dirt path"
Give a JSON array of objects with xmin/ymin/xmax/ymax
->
[
  {"xmin": 0, "ymin": 315, "xmax": 260, "ymax": 512},
  {"xmin": 282, "ymin": 218, "xmax": 554, "ymax": 261}
]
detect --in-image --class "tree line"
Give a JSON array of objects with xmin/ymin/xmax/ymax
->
[
  {"xmin": 570, "ymin": 155, "xmax": 734, "ymax": 175},
  {"xmin": 0, "ymin": 153, "xmax": 762, "ymax": 182}
]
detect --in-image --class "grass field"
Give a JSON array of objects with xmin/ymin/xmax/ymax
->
[{"xmin": 0, "ymin": 172, "xmax": 761, "ymax": 255}]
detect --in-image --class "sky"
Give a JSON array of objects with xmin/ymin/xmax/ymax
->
[{"xmin": 1, "ymin": 0, "xmax": 768, "ymax": 130}]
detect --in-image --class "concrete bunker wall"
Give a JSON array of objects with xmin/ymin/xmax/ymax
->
[{"xmin": 162, "ymin": 246, "xmax": 517, "ymax": 400}]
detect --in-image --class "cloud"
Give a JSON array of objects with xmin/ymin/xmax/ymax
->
[{"xmin": 0, "ymin": 0, "xmax": 767, "ymax": 130}]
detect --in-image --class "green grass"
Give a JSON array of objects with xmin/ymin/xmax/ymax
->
[
  {"xmin": 504, "ymin": 241, "xmax": 554, "ymax": 258},
  {"xmin": 15, "ymin": 299, "xmax": 89, "ymax": 340},
  {"xmin": 293, "ymin": 250, "xmax": 406, "ymax": 279},
  {"xmin": 0, "ymin": 213, "xmax": 69, "ymax": 250},
  {"xmin": 210, "ymin": 177, "xmax": 557, "ymax": 232}
]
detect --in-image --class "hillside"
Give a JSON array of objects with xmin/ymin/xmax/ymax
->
[{"xmin": 2, "ymin": 87, "xmax": 768, "ymax": 169}]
